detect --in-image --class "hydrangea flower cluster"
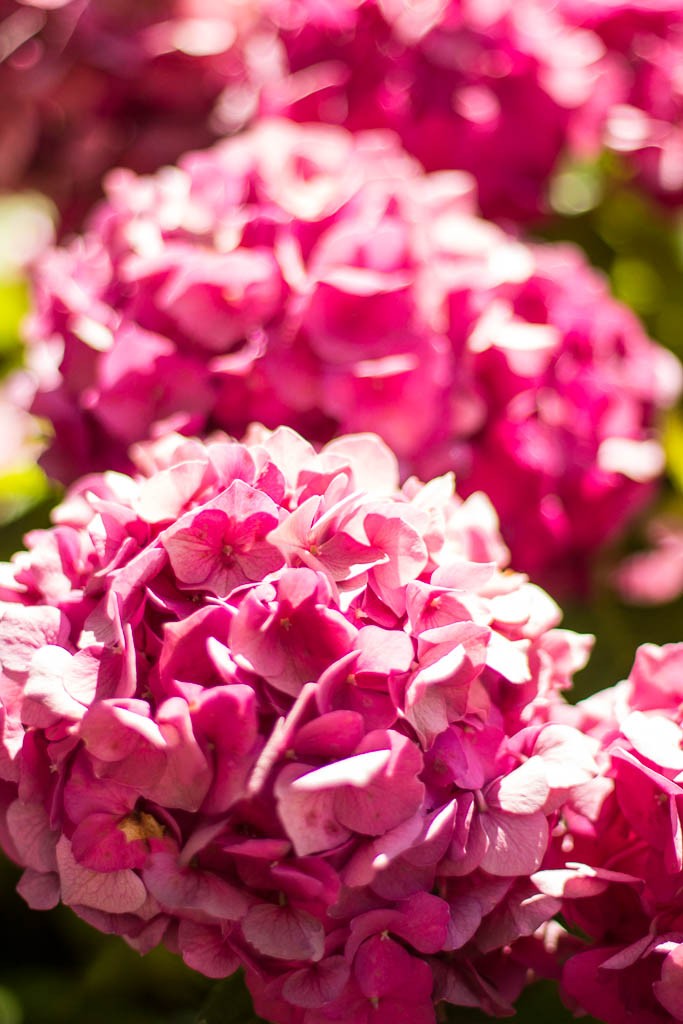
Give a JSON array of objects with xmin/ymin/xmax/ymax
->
[
  {"xmin": 259, "ymin": 0, "xmax": 614, "ymax": 223},
  {"xmin": 0, "ymin": 0, "xmax": 616, "ymax": 226},
  {"xmin": 0, "ymin": 0, "xmax": 274, "ymax": 228},
  {"xmin": 6, "ymin": 0, "xmax": 683, "ymax": 227},
  {"xmin": 0, "ymin": 425, "xmax": 597, "ymax": 1022},
  {"xmin": 25, "ymin": 118, "xmax": 680, "ymax": 590},
  {"xmin": 559, "ymin": 0, "xmax": 683, "ymax": 203},
  {"xmin": 545, "ymin": 644, "xmax": 683, "ymax": 1023}
]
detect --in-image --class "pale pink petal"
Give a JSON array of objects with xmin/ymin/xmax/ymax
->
[
  {"xmin": 479, "ymin": 810, "xmax": 549, "ymax": 876},
  {"xmin": 276, "ymin": 764, "xmax": 351, "ymax": 856},
  {"xmin": 56, "ymin": 836, "xmax": 147, "ymax": 914}
]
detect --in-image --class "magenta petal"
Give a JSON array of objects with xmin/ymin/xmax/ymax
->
[
  {"xmin": 613, "ymin": 748, "xmax": 683, "ymax": 854},
  {"xmin": 443, "ymin": 896, "xmax": 483, "ymax": 951},
  {"xmin": 70, "ymin": 813, "xmax": 148, "ymax": 872},
  {"xmin": 563, "ymin": 948, "xmax": 664, "ymax": 1024},
  {"xmin": 144, "ymin": 851, "xmax": 249, "ymax": 921},
  {"xmin": 178, "ymin": 920, "xmax": 240, "ymax": 980},
  {"xmin": 80, "ymin": 700, "xmax": 164, "ymax": 761},
  {"xmin": 354, "ymin": 934, "xmax": 433, "ymax": 1002},
  {"xmin": 294, "ymin": 711, "xmax": 366, "ymax": 761},
  {"xmin": 333, "ymin": 735, "xmax": 424, "ymax": 836},
  {"xmin": 242, "ymin": 903, "xmax": 325, "ymax": 962},
  {"xmin": 392, "ymin": 892, "xmax": 451, "ymax": 954},
  {"xmin": 150, "ymin": 699, "xmax": 212, "ymax": 811},
  {"xmin": 193, "ymin": 685, "xmax": 260, "ymax": 815},
  {"xmin": 282, "ymin": 956, "xmax": 351, "ymax": 1008}
]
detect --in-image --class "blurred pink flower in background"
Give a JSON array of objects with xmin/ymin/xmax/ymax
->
[
  {"xmin": 23, "ymin": 118, "xmax": 680, "ymax": 591},
  {"xmin": 4, "ymin": 0, "xmax": 683, "ymax": 227},
  {"xmin": 0, "ymin": 426, "xmax": 596, "ymax": 1021},
  {"xmin": 559, "ymin": 0, "xmax": 683, "ymax": 203},
  {"xmin": 0, "ymin": 0, "xmax": 617, "ymax": 228},
  {"xmin": 0, "ymin": 374, "xmax": 42, "ymax": 475},
  {"xmin": 0, "ymin": 0, "xmax": 277, "ymax": 229},
  {"xmin": 614, "ymin": 518, "xmax": 683, "ymax": 607},
  {"xmin": 258, "ymin": 0, "xmax": 614, "ymax": 223}
]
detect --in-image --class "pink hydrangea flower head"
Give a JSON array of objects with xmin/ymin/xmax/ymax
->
[
  {"xmin": 543, "ymin": 642, "xmax": 683, "ymax": 1023},
  {"xmin": 260, "ymin": 0, "xmax": 614, "ymax": 222},
  {"xmin": 0, "ymin": 425, "xmax": 596, "ymax": 1021},
  {"xmin": 25, "ymin": 118, "xmax": 680, "ymax": 592}
]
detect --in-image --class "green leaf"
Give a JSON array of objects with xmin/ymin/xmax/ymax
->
[
  {"xmin": 0, "ymin": 278, "xmax": 28, "ymax": 367},
  {"xmin": 513, "ymin": 979, "xmax": 601, "ymax": 1022},
  {"xmin": 0, "ymin": 464, "xmax": 51, "ymax": 528},
  {"xmin": 195, "ymin": 973, "xmax": 267, "ymax": 1024},
  {"xmin": 0, "ymin": 987, "xmax": 22, "ymax": 1024},
  {"xmin": 664, "ymin": 408, "xmax": 683, "ymax": 495},
  {"xmin": 0, "ymin": 491, "xmax": 57, "ymax": 561}
]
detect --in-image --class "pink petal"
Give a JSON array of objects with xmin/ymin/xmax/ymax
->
[
  {"xmin": 0, "ymin": 604, "xmax": 69, "ymax": 672},
  {"xmin": 365, "ymin": 510, "xmax": 428, "ymax": 591},
  {"xmin": 144, "ymin": 851, "xmax": 249, "ymax": 920},
  {"xmin": 16, "ymin": 869, "xmax": 60, "ymax": 910},
  {"xmin": 137, "ymin": 459, "xmax": 208, "ymax": 522},
  {"xmin": 163, "ymin": 509, "xmax": 226, "ymax": 586},
  {"xmin": 334, "ymin": 748, "xmax": 424, "ymax": 836},
  {"xmin": 282, "ymin": 956, "xmax": 351, "ymax": 1009},
  {"xmin": 56, "ymin": 836, "xmax": 147, "ymax": 914},
  {"xmin": 623, "ymin": 710, "xmax": 683, "ymax": 771},
  {"xmin": 488, "ymin": 757, "xmax": 549, "ymax": 815},
  {"xmin": 291, "ymin": 749, "xmax": 392, "ymax": 791},
  {"xmin": 6, "ymin": 800, "xmax": 58, "ymax": 872},
  {"xmin": 178, "ymin": 920, "xmax": 240, "ymax": 980},
  {"xmin": 276, "ymin": 764, "xmax": 351, "ymax": 857},
  {"xmin": 242, "ymin": 903, "xmax": 325, "ymax": 962},
  {"xmin": 654, "ymin": 944, "xmax": 683, "ymax": 1018},
  {"xmin": 479, "ymin": 809, "xmax": 549, "ymax": 876}
]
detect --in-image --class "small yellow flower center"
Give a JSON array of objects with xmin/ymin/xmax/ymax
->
[{"xmin": 118, "ymin": 810, "xmax": 166, "ymax": 844}]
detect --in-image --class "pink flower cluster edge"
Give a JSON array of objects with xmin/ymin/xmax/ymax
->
[
  {"xmin": 0, "ymin": 426, "xmax": 597, "ymax": 1023},
  {"xmin": 548, "ymin": 643, "xmax": 683, "ymax": 1023}
]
